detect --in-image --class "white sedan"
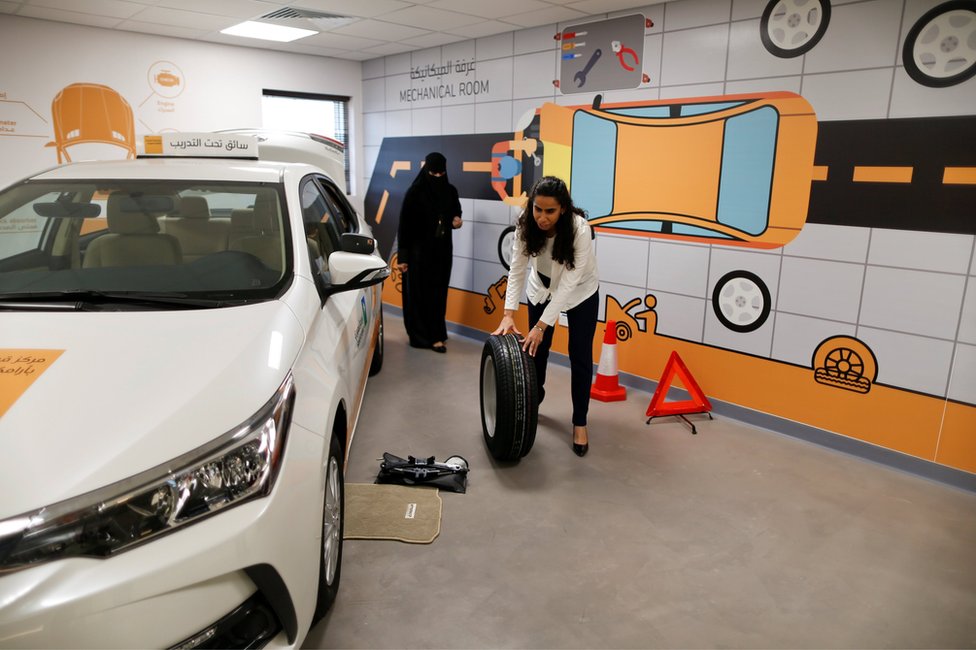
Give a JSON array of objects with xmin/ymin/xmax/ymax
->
[{"xmin": 0, "ymin": 133, "xmax": 387, "ymax": 648}]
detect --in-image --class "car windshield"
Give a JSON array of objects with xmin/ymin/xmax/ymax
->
[{"xmin": 0, "ymin": 179, "xmax": 291, "ymax": 307}]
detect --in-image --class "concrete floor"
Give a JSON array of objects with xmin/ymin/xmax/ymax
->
[{"xmin": 304, "ymin": 312, "xmax": 976, "ymax": 649}]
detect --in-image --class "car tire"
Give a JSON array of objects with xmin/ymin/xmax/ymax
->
[
  {"xmin": 480, "ymin": 333, "xmax": 538, "ymax": 461},
  {"xmin": 312, "ymin": 433, "xmax": 344, "ymax": 623},
  {"xmin": 760, "ymin": 0, "xmax": 831, "ymax": 58},
  {"xmin": 369, "ymin": 309, "xmax": 384, "ymax": 376},
  {"xmin": 902, "ymin": 0, "xmax": 976, "ymax": 88},
  {"xmin": 712, "ymin": 270, "xmax": 772, "ymax": 333},
  {"xmin": 497, "ymin": 226, "xmax": 516, "ymax": 271}
]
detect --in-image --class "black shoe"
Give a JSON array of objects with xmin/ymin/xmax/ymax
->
[
  {"xmin": 572, "ymin": 428, "xmax": 588, "ymax": 457},
  {"xmin": 431, "ymin": 343, "xmax": 446, "ymax": 353}
]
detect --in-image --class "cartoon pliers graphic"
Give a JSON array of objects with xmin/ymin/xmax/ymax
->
[{"xmin": 611, "ymin": 40, "xmax": 638, "ymax": 71}]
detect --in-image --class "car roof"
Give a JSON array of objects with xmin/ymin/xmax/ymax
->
[{"xmin": 26, "ymin": 157, "xmax": 316, "ymax": 183}]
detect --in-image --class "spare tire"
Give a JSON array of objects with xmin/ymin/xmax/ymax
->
[{"xmin": 480, "ymin": 334, "xmax": 539, "ymax": 461}]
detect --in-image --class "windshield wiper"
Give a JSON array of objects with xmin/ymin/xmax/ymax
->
[{"xmin": 0, "ymin": 290, "xmax": 230, "ymax": 310}]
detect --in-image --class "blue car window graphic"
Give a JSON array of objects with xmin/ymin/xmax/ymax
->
[{"xmin": 717, "ymin": 106, "xmax": 778, "ymax": 236}]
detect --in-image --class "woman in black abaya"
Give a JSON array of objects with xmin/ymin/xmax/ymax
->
[{"xmin": 396, "ymin": 152, "xmax": 463, "ymax": 353}]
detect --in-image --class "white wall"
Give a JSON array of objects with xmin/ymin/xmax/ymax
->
[{"xmin": 0, "ymin": 15, "xmax": 364, "ymax": 194}]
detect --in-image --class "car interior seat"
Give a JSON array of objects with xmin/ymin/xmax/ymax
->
[
  {"xmin": 160, "ymin": 196, "xmax": 230, "ymax": 262},
  {"xmin": 228, "ymin": 192, "xmax": 283, "ymax": 271},
  {"xmin": 83, "ymin": 193, "xmax": 183, "ymax": 268}
]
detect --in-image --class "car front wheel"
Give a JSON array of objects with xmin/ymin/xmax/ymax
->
[{"xmin": 312, "ymin": 434, "xmax": 344, "ymax": 622}]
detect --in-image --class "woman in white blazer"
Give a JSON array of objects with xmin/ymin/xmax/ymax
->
[{"xmin": 491, "ymin": 176, "xmax": 600, "ymax": 456}]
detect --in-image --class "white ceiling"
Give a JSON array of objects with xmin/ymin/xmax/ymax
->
[{"xmin": 0, "ymin": 0, "xmax": 664, "ymax": 61}]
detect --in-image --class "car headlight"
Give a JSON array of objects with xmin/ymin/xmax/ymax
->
[{"xmin": 0, "ymin": 374, "xmax": 294, "ymax": 574}]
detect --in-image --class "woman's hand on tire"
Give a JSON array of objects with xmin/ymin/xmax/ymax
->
[{"xmin": 491, "ymin": 315, "xmax": 519, "ymax": 337}]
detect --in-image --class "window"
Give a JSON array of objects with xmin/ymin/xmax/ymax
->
[{"xmin": 262, "ymin": 90, "xmax": 350, "ymax": 191}]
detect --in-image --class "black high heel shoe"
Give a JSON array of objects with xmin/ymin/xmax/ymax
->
[{"xmin": 572, "ymin": 428, "xmax": 589, "ymax": 457}]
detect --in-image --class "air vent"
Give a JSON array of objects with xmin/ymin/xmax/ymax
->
[{"xmin": 257, "ymin": 7, "xmax": 356, "ymax": 30}]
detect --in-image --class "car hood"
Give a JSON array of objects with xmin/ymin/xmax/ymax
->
[{"xmin": 0, "ymin": 301, "xmax": 304, "ymax": 518}]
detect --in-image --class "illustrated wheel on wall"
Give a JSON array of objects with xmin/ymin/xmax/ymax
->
[
  {"xmin": 480, "ymin": 333, "xmax": 538, "ymax": 461},
  {"xmin": 902, "ymin": 0, "xmax": 976, "ymax": 87},
  {"xmin": 497, "ymin": 225, "xmax": 516, "ymax": 270},
  {"xmin": 613, "ymin": 319, "xmax": 634, "ymax": 342},
  {"xmin": 811, "ymin": 336, "xmax": 877, "ymax": 394},
  {"xmin": 760, "ymin": 0, "xmax": 832, "ymax": 58},
  {"xmin": 712, "ymin": 270, "xmax": 772, "ymax": 333}
]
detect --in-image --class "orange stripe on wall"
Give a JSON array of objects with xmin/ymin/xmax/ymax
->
[
  {"xmin": 852, "ymin": 166, "xmax": 913, "ymax": 183},
  {"xmin": 812, "ymin": 166, "xmax": 829, "ymax": 181},
  {"xmin": 943, "ymin": 167, "xmax": 976, "ymax": 185}
]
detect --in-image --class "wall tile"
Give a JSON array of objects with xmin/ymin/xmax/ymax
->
[
  {"xmin": 363, "ymin": 112, "xmax": 385, "ymax": 146},
  {"xmin": 704, "ymin": 307, "xmax": 775, "ymax": 356},
  {"xmin": 803, "ymin": 0, "xmax": 902, "ymax": 74},
  {"xmin": 889, "ymin": 68, "xmax": 976, "ymax": 119},
  {"xmin": 475, "ymin": 100, "xmax": 516, "ymax": 132},
  {"xmin": 778, "ymin": 257, "xmax": 864, "ymax": 323},
  {"xmin": 411, "ymin": 106, "xmax": 441, "ymax": 135},
  {"xmin": 725, "ymin": 75, "xmax": 802, "ymax": 94},
  {"xmin": 442, "ymin": 104, "xmax": 475, "ymax": 133},
  {"xmin": 651, "ymin": 290, "xmax": 707, "ymax": 342},
  {"xmin": 868, "ymin": 230, "xmax": 974, "ymax": 274},
  {"xmin": 363, "ymin": 145, "xmax": 379, "ymax": 181},
  {"xmin": 860, "ymin": 267, "xmax": 966, "ymax": 339},
  {"xmin": 385, "ymin": 110, "xmax": 412, "ymax": 136},
  {"xmin": 663, "ymin": 0, "xmax": 732, "ymax": 31},
  {"xmin": 858, "ymin": 326, "xmax": 953, "ymax": 396},
  {"xmin": 642, "ymin": 32, "xmax": 664, "ymax": 88},
  {"xmin": 647, "ymin": 240, "xmax": 710, "ymax": 298},
  {"xmin": 800, "ymin": 69, "xmax": 894, "ymax": 120},
  {"xmin": 771, "ymin": 312, "xmax": 858, "ymax": 367},
  {"xmin": 475, "ymin": 56, "xmax": 514, "ymax": 103},
  {"xmin": 475, "ymin": 259, "xmax": 514, "ymax": 301},
  {"xmin": 513, "ymin": 98, "xmax": 549, "ymax": 131},
  {"xmin": 363, "ymin": 57, "xmax": 384, "ymax": 80},
  {"xmin": 363, "ymin": 77, "xmax": 385, "ymax": 113},
  {"xmin": 597, "ymin": 234, "xmax": 650, "ymax": 287},
  {"xmin": 471, "ymin": 220, "xmax": 509, "ymax": 264},
  {"xmin": 948, "ymin": 343, "xmax": 976, "ymax": 403},
  {"xmin": 443, "ymin": 39, "xmax": 476, "ymax": 63},
  {"xmin": 472, "ymin": 198, "xmax": 513, "ymax": 226},
  {"xmin": 726, "ymin": 18, "xmax": 804, "ymax": 80},
  {"xmin": 514, "ymin": 50, "xmax": 559, "ymax": 100},
  {"xmin": 450, "ymin": 254, "xmax": 475, "ymax": 292},
  {"xmin": 959, "ymin": 281, "xmax": 976, "ymax": 345},
  {"xmin": 385, "ymin": 73, "xmax": 414, "ymax": 111},
  {"xmin": 600, "ymin": 280, "xmax": 651, "ymax": 326},
  {"xmin": 386, "ymin": 53, "xmax": 411, "ymax": 76},
  {"xmin": 731, "ymin": 0, "xmax": 766, "ymax": 20},
  {"xmin": 515, "ymin": 24, "xmax": 557, "ymax": 55},
  {"xmin": 659, "ymin": 82, "xmax": 726, "ymax": 98},
  {"xmin": 661, "ymin": 24, "xmax": 729, "ymax": 86},
  {"xmin": 783, "ymin": 223, "xmax": 870, "ymax": 263},
  {"xmin": 477, "ymin": 32, "xmax": 515, "ymax": 60},
  {"xmin": 453, "ymin": 203, "xmax": 475, "ymax": 260}
]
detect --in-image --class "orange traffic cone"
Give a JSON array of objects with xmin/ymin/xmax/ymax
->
[{"xmin": 590, "ymin": 320, "xmax": 627, "ymax": 402}]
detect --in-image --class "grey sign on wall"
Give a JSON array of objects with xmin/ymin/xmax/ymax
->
[{"xmin": 558, "ymin": 14, "xmax": 645, "ymax": 94}]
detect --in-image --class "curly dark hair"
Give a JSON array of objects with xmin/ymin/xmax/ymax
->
[{"xmin": 516, "ymin": 176, "xmax": 586, "ymax": 270}]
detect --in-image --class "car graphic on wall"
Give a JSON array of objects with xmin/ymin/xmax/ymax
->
[{"xmin": 536, "ymin": 91, "xmax": 818, "ymax": 249}]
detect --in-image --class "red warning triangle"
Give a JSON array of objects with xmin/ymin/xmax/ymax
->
[{"xmin": 645, "ymin": 351, "xmax": 712, "ymax": 417}]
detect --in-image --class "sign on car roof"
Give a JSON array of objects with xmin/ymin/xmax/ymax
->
[{"xmin": 142, "ymin": 133, "xmax": 258, "ymax": 159}]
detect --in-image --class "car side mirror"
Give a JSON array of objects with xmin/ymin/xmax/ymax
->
[
  {"xmin": 340, "ymin": 233, "xmax": 375, "ymax": 255},
  {"xmin": 322, "ymin": 250, "xmax": 389, "ymax": 297}
]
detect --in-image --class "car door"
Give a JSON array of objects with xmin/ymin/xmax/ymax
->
[{"xmin": 299, "ymin": 176, "xmax": 374, "ymax": 437}]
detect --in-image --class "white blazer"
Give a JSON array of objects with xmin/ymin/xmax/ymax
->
[{"xmin": 504, "ymin": 213, "xmax": 600, "ymax": 327}]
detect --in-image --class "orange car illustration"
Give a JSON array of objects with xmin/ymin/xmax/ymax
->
[
  {"xmin": 155, "ymin": 71, "xmax": 181, "ymax": 87},
  {"xmin": 537, "ymin": 91, "xmax": 818, "ymax": 248},
  {"xmin": 45, "ymin": 83, "xmax": 136, "ymax": 163}
]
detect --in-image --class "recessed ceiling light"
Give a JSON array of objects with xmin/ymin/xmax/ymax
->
[{"xmin": 221, "ymin": 21, "xmax": 317, "ymax": 42}]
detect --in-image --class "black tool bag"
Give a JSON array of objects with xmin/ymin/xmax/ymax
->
[{"xmin": 375, "ymin": 452, "xmax": 469, "ymax": 494}]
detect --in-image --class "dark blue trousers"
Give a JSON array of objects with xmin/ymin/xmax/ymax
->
[{"xmin": 527, "ymin": 290, "xmax": 599, "ymax": 426}]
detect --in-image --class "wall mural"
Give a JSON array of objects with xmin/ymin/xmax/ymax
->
[{"xmin": 364, "ymin": 2, "xmax": 976, "ymax": 474}]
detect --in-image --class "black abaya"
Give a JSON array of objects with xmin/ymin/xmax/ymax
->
[{"xmin": 397, "ymin": 155, "xmax": 462, "ymax": 348}]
